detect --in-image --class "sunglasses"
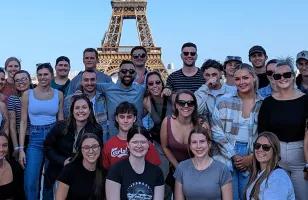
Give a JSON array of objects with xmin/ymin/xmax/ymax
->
[
  {"xmin": 266, "ymin": 70, "xmax": 274, "ymax": 77},
  {"xmin": 273, "ymin": 72, "xmax": 292, "ymax": 80},
  {"xmin": 132, "ymin": 53, "xmax": 146, "ymax": 59},
  {"xmin": 183, "ymin": 52, "xmax": 196, "ymax": 56},
  {"xmin": 176, "ymin": 100, "xmax": 195, "ymax": 107},
  {"xmin": 120, "ymin": 69, "xmax": 135, "ymax": 75},
  {"xmin": 254, "ymin": 143, "xmax": 272, "ymax": 152},
  {"xmin": 147, "ymin": 80, "xmax": 162, "ymax": 86}
]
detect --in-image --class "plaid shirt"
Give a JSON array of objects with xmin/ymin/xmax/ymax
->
[
  {"xmin": 211, "ymin": 92, "xmax": 263, "ymax": 169},
  {"xmin": 195, "ymin": 84, "xmax": 236, "ymax": 123}
]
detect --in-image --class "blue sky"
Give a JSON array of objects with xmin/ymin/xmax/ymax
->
[{"xmin": 0, "ymin": 0, "xmax": 307, "ymax": 75}]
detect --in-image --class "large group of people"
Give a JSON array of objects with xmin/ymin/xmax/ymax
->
[{"xmin": 0, "ymin": 43, "xmax": 307, "ymax": 200}]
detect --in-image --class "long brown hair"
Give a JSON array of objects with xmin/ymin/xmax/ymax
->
[
  {"xmin": 65, "ymin": 94, "xmax": 99, "ymax": 135},
  {"xmin": 173, "ymin": 89, "xmax": 198, "ymax": 126},
  {"xmin": 245, "ymin": 131, "xmax": 281, "ymax": 200},
  {"xmin": 187, "ymin": 126, "xmax": 212, "ymax": 157},
  {"xmin": 71, "ymin": 132, "xmax": 105, "ymax": 200}
]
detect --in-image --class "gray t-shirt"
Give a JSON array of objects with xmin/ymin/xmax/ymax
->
[{"xmin": 174, "ymin": 159, "xmax": 232, "ymax": 200}]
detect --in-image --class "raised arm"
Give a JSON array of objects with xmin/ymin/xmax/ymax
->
[{"xmin": 194, "ymin": 84, "xmax": 209, "ymax": 115}]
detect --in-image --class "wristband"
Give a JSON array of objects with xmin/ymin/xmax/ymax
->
[{"xmin": 14, "ymin": 146, "xmax": 24, "ymax": 151}]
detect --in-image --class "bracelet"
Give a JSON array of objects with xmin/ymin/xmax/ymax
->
[
  {"xmin": 305, "ymin": 163, "xmax": 308, "ymax": 168},
  {"xmin": 14, "ymin": 146, "xmax": 24, "ymax": 150}
]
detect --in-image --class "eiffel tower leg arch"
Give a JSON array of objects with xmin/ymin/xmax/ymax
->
[{"xmin": 97, "ymin": 0, "xmax": 169, "ymax": 80}]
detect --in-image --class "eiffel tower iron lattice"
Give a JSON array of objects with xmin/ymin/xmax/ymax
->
[{"xmin": 97, "ymin": 0, "xmax": 168, "ymax": 80}]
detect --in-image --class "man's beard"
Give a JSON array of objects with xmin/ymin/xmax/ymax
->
[
  {"xmin": 121, "ymin": 76, "xmax": 134, "ymax": 86},
  {"xmin": 184, "ymin": 60, "xmax": 195, "ymax": 67}
]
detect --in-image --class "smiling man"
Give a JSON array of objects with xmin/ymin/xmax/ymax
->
[
  {"xmin": 63, "ymin": 69, "xmax": 108, "ymax": 135},
  {"xmin": 166, "ymin": 42, "xmax": 205, "ymax": 94},
  {"xmin": 96, "ymin": 60, "xmax": 145, "ymax": 141},
  {"xmin": 131, "ymin": 46, "xmax": 148, "ymax": 84},
  {"xmin": 248, "ymin": 45, "xmax": 269, "ymax": 89},
  {"xmin": 195, "ymin": 59, "xmax": 236, "ymax": 124},
  {"xmin": 296, "ymin": 50, "xmax": 308, "ymax": 94},
  {"xmin": 51, "ymin": 56, "xmax": 71, "ymax": 96},
  {"xmin": 67, "ymin": 48, "xmax": 111, "ymax": 95}
]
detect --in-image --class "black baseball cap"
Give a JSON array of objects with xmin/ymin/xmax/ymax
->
[{"xmin": 249, "ymin": 45, "xmax": 267, "ymax": 57}]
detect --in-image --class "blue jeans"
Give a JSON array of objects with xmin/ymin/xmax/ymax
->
[
  {"xmin": 232, "ymin": 141, "xmax": 250, "ymax": 200},
  {"xmin": 24, "ymin": 123, "xmax": 54, "ymax": 200}
]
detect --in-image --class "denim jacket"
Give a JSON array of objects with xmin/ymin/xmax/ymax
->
[{"xmin": 211, "ymin": 92, "xmax": 263, "ymax": 169}]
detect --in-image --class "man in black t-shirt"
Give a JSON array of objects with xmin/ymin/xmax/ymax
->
[
  {"xmin": 166, "ymin": 42, "xmax": 205, "ymax": 95},
  {"xmin": 248, "ymin": 45, "xmax": 269, "ymax": 89}
]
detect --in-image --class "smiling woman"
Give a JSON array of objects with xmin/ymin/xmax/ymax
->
[
  {"xmin": 245, "ymin": 132, "xmax": 295, "ymax": 200},
  {"xmin": 56, "ymin": 133, "xmax": 105, "ymax": 200},
  {"xmin": 258, "ymin": 58, "xmax": 308, "ymax": 200},
  {"xmin": 18, "ymin": 63, "xmax": 64, "ymax": 200},
  {"xmin": 1, "ymin": 57, "xmax": 21, "ymax": 103},
  {"xmin": 174, "ymin": 126, "xmax": 232, "ymax": 200},
  {"xmin": 105, "ymin": 125, "xmax": 165, "ymax": 200},
  {"xmin": 211, "ymin": 63, "xmax": 263, "ymax": 200},
  {"xmin": 44, "ymin": 94, "xmax": 103, "ymax": 199}
]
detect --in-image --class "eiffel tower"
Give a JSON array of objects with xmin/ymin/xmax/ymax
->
[{"xmin": 97, "ymin": 0, "xmax": 168, "ymax": 79}]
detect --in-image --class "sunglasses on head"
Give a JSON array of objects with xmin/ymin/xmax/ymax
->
[
  {"xmin": 147, "ymin": 80, "xmax": 161, "ymax": 86},
  {"xmin": 132, "ymin": 53, "xmax": 146, "ymax": 59},
  {"xmin": 120, "ymin": 69, "xmax": 135, "ymax": 75},
  {"xmin": 176, "ymin": 100, "xmax": 195, "ymax": 107},
  {"xmin": 183, "ymin": 51, "xmax": 196, "ymax": 56},
  {"xmin": 254, "ymin": 143, "xmax": 272, "ymax": 152},
  {"xmin": 266, "ymin": 70, "xmax": 274, "ymax": 77},
  {"xmin": 273, "ymin": 72, "xmax": 292, "ymax": 80}
]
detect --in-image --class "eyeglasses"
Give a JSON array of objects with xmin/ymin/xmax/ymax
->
[
  {"xmin": 14, "ymin": 77, "xmax": 29, "ymax": 84},
  {"xmin": 147, "ymin": 80, "xmax": 162, "ymax": 86},
  {"xmin": 81, "ymin": 144, "xmax": 100, "ymax": 152},
  {"xmin": 132, "ymin": 53, "xmax": 146, "ymax": 59},
  {"xmin": 183, "ymin": 51, "xmax": 196, "ymax": 56},
  {"xmin": 273, "ymin": 72, "xmax": 292, "ymax": 80},
  {"xmin": 120, "ymin": 69, "xmax": 136, "ymax": 75},
  {"xmin": 266, "ymin": 70, "xmax": 274, "ymax": 77},
  {"xmin": 130, "ymin": 140, "xmax": 148, "ymax": 146},
  {"xmin": 176, "ymin": 100, "xmax": 195, "ymax": 107},
  {"xmin": 254, "ymin": 143, "xmax": 272, "ymax": 152}
]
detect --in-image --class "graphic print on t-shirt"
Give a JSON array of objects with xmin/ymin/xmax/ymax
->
[
  {"xmin": 111, "ymin": 147, "xmax": 127, "ymax": 158},
  {"xmin": 127, "ymin": 181, "xmax": 153, "ymax": 200}
]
